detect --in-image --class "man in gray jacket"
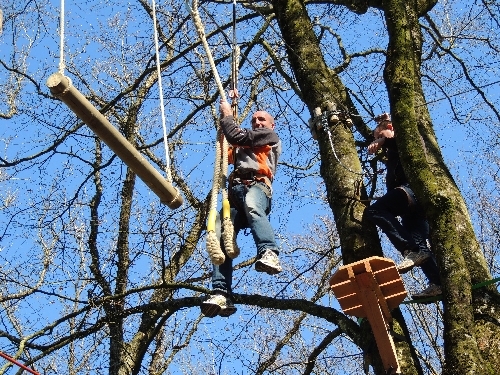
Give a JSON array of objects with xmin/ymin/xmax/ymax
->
[{"xmin": 201, "ymin": 99, "xmax": 282, "ymax": 318}]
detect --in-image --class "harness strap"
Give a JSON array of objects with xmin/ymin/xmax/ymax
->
[{"xmin": 229, "ymin": 170, "xmax": 272, "ymax": 188}]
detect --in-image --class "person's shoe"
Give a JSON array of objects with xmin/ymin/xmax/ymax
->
[
  {"xmin": 255, "ymin": 249, "xmax": 282, "ymax": 275},
  {"xmin": 218, "ymin": 300, "xmax": 237, "ymax": 317},
  {"xmin": 396, "ymin": 249, "xmax": 431, "ymax": 274},
  {"xmin": 412, "ymin": 283, "xmax": 442, "ymax": 299},
  {"xmin": 201, "ymin": 294, "xmax": 237, "ymax": 318}
]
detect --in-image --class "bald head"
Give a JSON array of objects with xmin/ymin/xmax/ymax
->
[{"xmin": 251, "ymin": 111, "xmax": 275, "ymax": 130}]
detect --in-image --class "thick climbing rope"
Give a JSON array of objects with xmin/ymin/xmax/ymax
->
[
  {"xmin": 151, "ymin": 0, "xmax": 173, "ymax": 182},
  {"xmin": 221, "ymin": 0, "xmax": 241, "ymax": 259},
  {"xmin": 187, "ymin": 0, "xmax": 237, "ymax": 264},
  {"xmin": 230, "ymin": 0, "xmax": 239, "ymax": 115}
]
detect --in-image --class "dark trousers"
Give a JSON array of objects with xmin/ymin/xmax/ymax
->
[{"xmin": 364, "ymin": 186, "xmax": 441, "ymax": 285}]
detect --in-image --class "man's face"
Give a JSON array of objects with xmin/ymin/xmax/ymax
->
[{"xmin": 251, "ymin": 111, "xmax": 275, "ymax": 130}]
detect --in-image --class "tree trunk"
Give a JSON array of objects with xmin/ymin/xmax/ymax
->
[
  {"xmin": 382, "ymin": 0, "xmax": 500, "ymax": 374},
  {"xmin": 271, "ymin": 1, "xmax": 423, "ymax": 373},
  {"xmin": 271, "ymin": 0, "xmax": 379, "ymax": 265}
]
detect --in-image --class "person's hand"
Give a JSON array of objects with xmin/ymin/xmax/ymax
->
[
  {"xmin": 368, "ymin": 137, "xmax": 385, "ymax": 154},
  {"xmin": 219, "ymin": 99, "xmax": 233, "ymax": 118}
]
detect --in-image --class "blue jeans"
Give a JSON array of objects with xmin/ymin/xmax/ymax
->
[
  {"xmin": 212, "ymin": 182, "xmax": 279, "ymax": 294},
  {"xmin": 364, "ymin": 185, "xmax": 441, "ymax": 285}
]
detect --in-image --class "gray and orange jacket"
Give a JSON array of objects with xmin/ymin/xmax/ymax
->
[{"xmin": 220, "ymin": 115, "xmax": 281, "ymax": 187}]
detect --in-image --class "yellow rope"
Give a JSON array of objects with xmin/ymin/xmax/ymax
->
[{"xmin": 205, "ymin": 129, "xmax": 224, "ymax": 265}]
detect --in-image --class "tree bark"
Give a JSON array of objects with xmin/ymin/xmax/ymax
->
[
  {"xmin": 271, "ymin": 1, "xmax": 423, "ymax": 373},
  {"xmin": 271, "ymin": 0, "xmax": 379, "ymax": 265},
  {"xmin": 381, "ymin": 0, "xmax": 500, "ymax": 374}
]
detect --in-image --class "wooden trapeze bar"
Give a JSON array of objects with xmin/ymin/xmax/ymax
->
[{"xmin": 46, "ymin": 72, "xmax": 183, "ymax": 209}]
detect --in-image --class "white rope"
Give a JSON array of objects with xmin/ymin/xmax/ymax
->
[
  {"xmin": 151, "ymin": 0, "xmax": 173, "ymax": 182},
  {"xmin": 58, "ymin": 0, "xmax": 66, "ymax": 74},
  {"xmin": 0, "ymin": 9, "xmax": 4, "ymax": 36}
]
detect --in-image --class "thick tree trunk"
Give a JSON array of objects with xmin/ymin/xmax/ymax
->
[
  {"xmin": 271, "ymin": 0, "xmax": 379, "ymax": 265},
  {"xmin": 382, "ymin": 0, "xmax": 500, "ymax": 374},
  {"xmin": 271, "ymin": 1, "xmax": 423, "ymax": 374}
]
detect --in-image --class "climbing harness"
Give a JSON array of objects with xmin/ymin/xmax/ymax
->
[
  {"xmin": 45, "ymin": 0, "xmax": 182, "ymax": 208},
  {"xmin": 187, "ymin": 0, "xmax": 238, "ymax": 264}
]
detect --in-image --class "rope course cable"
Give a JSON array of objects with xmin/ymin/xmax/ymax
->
[
  {"xmin": 0, "ymin": 350, "xmax": 40, "ymax": 375},
  {"xmin": 58, "ymin": 0, "xmax": 66, "ymax": 74}
]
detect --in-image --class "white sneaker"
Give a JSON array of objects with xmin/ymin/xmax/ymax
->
[
  {"xmin": 397, "ymin": 249, "xmax": 431, "ymax": 274},
  {"xmin": 412, "ymin": 284, "xmax": 442, "ymax": 299},
  {"xmin": 255, "ymin": 249, "xmax": 282, "ymax": 275},
  {"xmin": 201, "ymin": 294, "xmax": 237, "ymax": 318}
]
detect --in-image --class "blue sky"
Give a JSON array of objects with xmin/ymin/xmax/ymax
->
[{"xmin": 0, "ymin": 0, "xmax": 498, "ymax": 374}]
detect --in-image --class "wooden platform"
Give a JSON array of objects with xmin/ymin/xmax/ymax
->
[
  {"xmin": 329, "ymin": 256, "xmax": 407, "ymax": 319},
  {"xmin": 329, "ymin": 256, "xmax": 407, "ymax": 375}
]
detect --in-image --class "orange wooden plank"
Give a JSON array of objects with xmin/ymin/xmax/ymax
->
[
  {"xmin": 342, "ymin": 304, "xmax": 366, "ymax": 318},
  {"xmin": 354, "ymin": 272, "xmax": 400, "ymax": 373},
  {"xmin": 367, "ymin": 257, "xmax": 396, "ymax": 272},
  {"xmin": 373, "ymin": 266, "xmax": 400, "ymax": 285},
  {"xmin": 385, "ymin": 291, "xmax": 409, "ymax": 310},
  {"xmin": 336, "ymin": 293, "xmax": 362, "ymax": 314},
  {"xmin": 329, "ymin": 268, "xmax": 349, "ymax": 286},
  {"xmin": 330, "ymin": 279, "xmax": 357, "ymax": 298},
  {"xmin": 328, "ymin": 257, "xmax": 405, "ymax": 374},
  {"xmin": 330, "ymin": 256, "xmax": 407, "ymax": 313},
  {"xmin": 379, "ymin": 279, "xmax": 406, "ymax": 298},
  {"xmin": 354, "ymin": 271, "xmax": 392, "ymax": 322}
]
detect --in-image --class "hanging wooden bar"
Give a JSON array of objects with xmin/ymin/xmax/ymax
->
[{"xmin": 46, "ymin": 72, "xmax": 183, "ymax": 209}]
